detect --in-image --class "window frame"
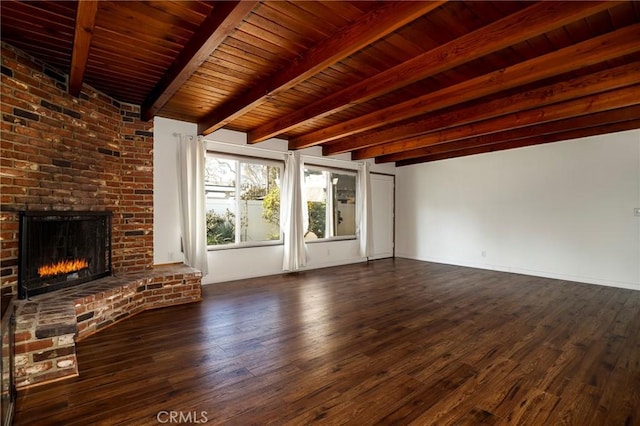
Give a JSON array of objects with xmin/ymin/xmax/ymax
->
[
  {"xmin": 205, "ymin": 151, "xmax": 284, "ymax": 251},
  {"xmin": 303, "ymin": 164, "xmax": 358, "ymax": 243}
]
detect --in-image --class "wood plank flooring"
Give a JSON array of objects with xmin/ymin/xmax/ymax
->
[{"xmin": 13, "ymin": 259, "xmax": 640, "ymax": 425}]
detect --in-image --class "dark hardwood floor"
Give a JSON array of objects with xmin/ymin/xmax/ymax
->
[{"xmin": 14, "ymin": 259, "xmax": 640, "ymax": 425}]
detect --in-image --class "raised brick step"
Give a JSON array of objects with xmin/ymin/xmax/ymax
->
[{"xmin": 13, "ymin": 264, "xmax": 201, "ymax": 389}]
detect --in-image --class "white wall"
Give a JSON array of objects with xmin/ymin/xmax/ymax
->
[
  {"xmin": 396, "ymin": 129, "xmax": 640, "ymax": 290},
  {"xmin": 153, "ymin": 120, "xmax": 395, "ymax": 284}
]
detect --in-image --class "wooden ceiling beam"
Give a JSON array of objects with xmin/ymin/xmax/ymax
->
[
  {"xmin": 352, "ymin": 84, "xmax": 640, "ymax": 160},
  {"xmin": 325, "ymin": 61, "xmax": 640, "ymax": 156},
  {"xmin": 396, "ymin": 119, "xmax": 640, "ymax": 167},
  {"xmin": 69, "ymin": 0, "xmax": 98, "ymax": 97},
  {"xmin": 377, "ymin": 105, "xmax": 640, "ymax": 163},
  {"xmin": 291, "ymin": 23, "xmax": 640, "ymax": 150},
  {"xmin": 251, "ymin": 1, "xmax": 613, "ymax": 144},
  {"xmin": 141, "ymin": 1, "xmax": 258, "ymax": 121},
  {"xmin": 197, "ymin": 1, "xmax": 444, "ymax": 136}
]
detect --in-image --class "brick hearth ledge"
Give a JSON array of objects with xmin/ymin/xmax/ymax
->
[{"xmin": 13, "ymin": 264, "xmax": 202, "ymax": 388}]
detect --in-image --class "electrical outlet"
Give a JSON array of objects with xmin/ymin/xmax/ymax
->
[
  {"xmin": 481, "ymin": 251, "xmax": 486, "ymax": 258},
  {"xmin": 635, "ymin": 208, "xmax": 640, "ymax": 217}
]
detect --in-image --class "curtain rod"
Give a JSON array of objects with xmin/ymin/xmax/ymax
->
[
  {"xmin": 203, "ymin": 139, "xmax": 286, "ymax": 156},
  {"xmin": 172, "ymin": 132, "xmax": 194, "ymax": 140},
  {"xmin": 302, "ymin": 154, "xmax": 366, "ymax": 166},
  {"xmin": 202, "ymin": 138, "xmax": 367, "ymax": 166}
]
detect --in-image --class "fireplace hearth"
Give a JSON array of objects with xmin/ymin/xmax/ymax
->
[{"xmin": 18, "ymin": 211, "xmax": 112, "ymax": 299}]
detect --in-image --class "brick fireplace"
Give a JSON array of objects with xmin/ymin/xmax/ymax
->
[
  {"xmin": 1, "ymin": 42, "xmax": 202, "ymax": 388},
  {"xmin": 18, "ymin": 211, "xmax": 113, "ymax": 299},
  {"xmin": 1, "ymin": 42, "xmax": 154, "ymax": 296}
]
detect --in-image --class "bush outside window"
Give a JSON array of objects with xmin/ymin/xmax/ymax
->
[{"xmin": 205, "ymin": 153, "xmax": 282, "ymax": 247}]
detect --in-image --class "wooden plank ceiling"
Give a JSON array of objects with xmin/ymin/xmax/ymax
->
[{"xmin": 2, "ymin": 1, "xmax": 639, "ymax": 166}]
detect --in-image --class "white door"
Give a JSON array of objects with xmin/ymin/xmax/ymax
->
[{"xmin": 370, "ymin": 173, "xmax": 394, "ymax": 259}]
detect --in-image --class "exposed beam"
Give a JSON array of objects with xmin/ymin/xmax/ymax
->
[
  {"xmin": 378, "ymin": 105, "xmax": 640, "ymax": 163},
  {"xmin": 249, "ymin": 1, "xmax": 613, "ymax": 144},
  {"xmin": 352, "ymin": 84, "xmax": 640, "ymax": 160},
  {"xmin": 291, "ymin": 23, "xmax": 640, "ymax": 150},
  {"xmin": 396, "ymin": 119, "xmax": 640, "ymax": 167},
  {"xmin": 69, "ymin": 0, "xmax": 98, "ymax": 97},
  {"xmin": 141, "ymin": 1, "xmax": 258, "ymax": 121},
  {"xmin": 197, "ymin": 1, "xmax": 445, "ymax": 135},
  {"xmin": 324, "ymin": 61, "xmax": 640, "ymax": 156}
]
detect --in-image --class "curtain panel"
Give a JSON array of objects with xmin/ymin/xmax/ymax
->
[
  {"xmin": 357, "ymin": 161, "xmax": 373, "ymax": 258},
  {"xmin": 177, "ymin": 135, "xmax": 209, "ymax": 276},
  {"xmin": 281, "ymin": 151, "xmax": 307, "ymax": 271}
]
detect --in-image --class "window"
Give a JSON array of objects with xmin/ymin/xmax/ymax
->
[
  {"xmin": 205, "ymin": 153, "xmax": 282, "ymax": 248},
  {"xmin": 303, "ymin": 167, "xmax": 357, "ymax": 241}
]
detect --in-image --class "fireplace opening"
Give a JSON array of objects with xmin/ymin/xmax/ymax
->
[{"xmin": 18, "ymin": 211, "xmax": 112, "ymax": 299}]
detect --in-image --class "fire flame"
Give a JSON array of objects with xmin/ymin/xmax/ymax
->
[{"xmin": 38, "ymin": 259, "xmax": 88, "ymax": 278}]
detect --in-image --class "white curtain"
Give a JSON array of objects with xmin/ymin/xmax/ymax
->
[
  {"xmin": 176, "ymin": 134, "xmax": 209, "ymax": 276},
  {"xmin": 357, "ymin": 161, "xmax": 373, "ymax": 258},
  {"xmin": 281, "ymin": 151, "xmax": 307, "ymax": 271}
]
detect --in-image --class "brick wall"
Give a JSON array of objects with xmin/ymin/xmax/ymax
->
[{"xmin": 0, "ymin": 42, "xmax": 154, "ymax": 297}]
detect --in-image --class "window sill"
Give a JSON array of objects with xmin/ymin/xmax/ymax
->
[
  {"xmin": 305, "ymin": 236, "xmax": 357, "ymax": 243},
  {"xmin": 207, "ymin": 240, "xmax": 283, "ymax": 251}
]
